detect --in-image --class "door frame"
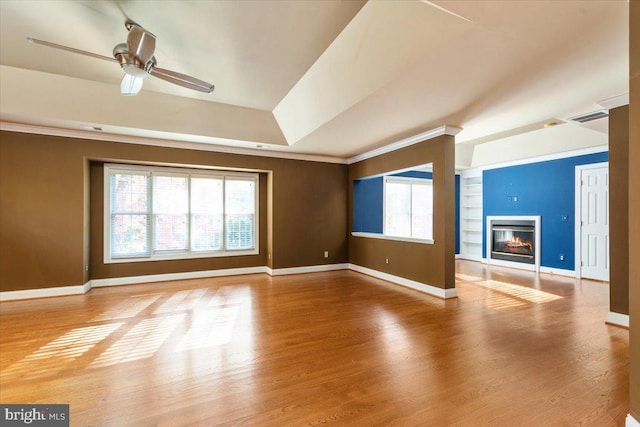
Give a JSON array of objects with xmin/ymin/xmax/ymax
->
[{"xmin": 574, "ymin": 162, "xmax": 609, "ymax": 279}]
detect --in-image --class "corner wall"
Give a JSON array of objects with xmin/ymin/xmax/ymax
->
[
  {"xmin": 609, "ymin": 105, "xmax": 629, "ymax": 317},
  {"xmin": 348, "ymin": 134, "xmax": 456, "ymax": 290},
  {"xmin": 628, "ymin": 0, "xmax": 639, "ymax": 421}
]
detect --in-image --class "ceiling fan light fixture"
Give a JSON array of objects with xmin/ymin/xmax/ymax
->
[{"xmin": 120, "ymin": 73, "xmax": 144, "ymax": 96}]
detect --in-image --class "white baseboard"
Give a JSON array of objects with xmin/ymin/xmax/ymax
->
[
  {"xmin": 269, "ymin": 263, "xmax": 349, "ymax": 276},
  {"xmin": 457, "ymin": 255, "xmax": 483, "ymax": 262},
  {"xmin": 0, "ymin": 282, "xmax": 91, "ymax": 302},
  {"xmin": 606, "ymin": 311, "xmax": 630, "ymax": 328},
  {"xmin": 348, "ymin": 264, "xmax": 457, "ymax": 299},
  {"xmin": 627, "ymin": 414, "xmax": 640, "ymax": 427},
  {"xmin": 487, "ymin": 258, "xmax": 538, "ymax": 272},
  {"xmin": 539, "ymin": 267, "xmax": 576, "ymax": 278},
  {"xmin": 1, "ymin": 263, "xmax": 455, "ymax": 302}
]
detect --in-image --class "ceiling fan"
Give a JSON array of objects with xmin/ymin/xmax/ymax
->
[{"xmin": 27, "ymin": 21, "xmax": 214, "ymax": 96}]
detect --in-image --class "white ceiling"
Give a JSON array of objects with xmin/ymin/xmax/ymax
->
[{"xmin": 0, "ymin": 0, "xmax": 629, "ymax": 164}]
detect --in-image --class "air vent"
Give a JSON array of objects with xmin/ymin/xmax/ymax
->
[{"xmin": 568, "ymin": 110, "xmax": 608, "ymax": 123}]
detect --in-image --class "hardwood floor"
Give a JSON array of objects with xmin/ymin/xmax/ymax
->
[{"xmin": 0, "ymin": 261, "xmax": 629, "ymax": 426}]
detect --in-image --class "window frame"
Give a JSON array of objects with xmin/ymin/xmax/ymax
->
[
  {"xmin": 104, "ymin": 163, "xmax": 259, "ymax": 264},
  {"xmin": 382, "ymin": 175, "xmax": 434, "ymax": 243}
]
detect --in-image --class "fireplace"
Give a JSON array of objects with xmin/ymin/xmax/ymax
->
[
  {"xmin": 486, "ymin": 216, "xmax": 540, "ymax": 272},
  {"xmin": 491, "ymin": 223, "xmax": 535, "ymax": 264}
]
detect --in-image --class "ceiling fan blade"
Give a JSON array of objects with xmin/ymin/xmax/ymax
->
[
  {"xmin": 126, "ymin": 24, "xmax": 156, "ymax": 65},
  {"xmin": 149, "ymin": 66, "xmax": 214, "ymax": 93},
  {"xmin": 27, "ymin": 37, "xmax": 119, "ymax": 63}
]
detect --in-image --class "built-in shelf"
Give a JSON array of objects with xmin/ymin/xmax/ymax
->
[{"xmin": 459, "ymin": 170, "xmax": 483, "ymax": 260}]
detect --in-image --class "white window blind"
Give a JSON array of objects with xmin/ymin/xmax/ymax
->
[{"xmin": 104, "ymin": 164, "xmax": 258, "ymax": 263}]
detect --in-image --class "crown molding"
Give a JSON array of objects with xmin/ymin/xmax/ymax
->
[
  {"xmin": 1, "ymin": 122, "xmax": 464, "ymax": 167},
  {"xmin": 0, "ymin": 122, "xmax": 348, "ymax": 164},
  {"xmin": 347, "ymin": 125, "xmax": 462, "ymax": 164},
  {"xmin": 597, "ymin": 93, "xmax": 629, "ymax": 110},
  {"xmin": 472, "ymin": 145, "xmax": 608, "ymax": 171}
]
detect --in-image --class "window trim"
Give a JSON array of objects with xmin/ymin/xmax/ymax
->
[
  {"xmin": 104, "ymin": 163, "xmax": 259, "ymax": 264},
  {"xmin": 382, "ymin": 175, "xmax": 434, "ymax": 243}
]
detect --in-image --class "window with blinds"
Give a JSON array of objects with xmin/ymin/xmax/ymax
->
[
  {"xmin": 104, "ymin": 164, "xmax": 258, "ymax": 263},
  {"xmin": 384, "ymin": 176, "xmax": 433, "ymax": 240}
]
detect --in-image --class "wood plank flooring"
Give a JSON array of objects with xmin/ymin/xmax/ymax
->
[{"xmin": 0, "ymin": 261, "xmax": 629, "ymax": 426}]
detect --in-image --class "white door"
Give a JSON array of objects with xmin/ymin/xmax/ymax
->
[{"xmin": 578, "ymin": 165, "xmax": 609, "ymax": 281}]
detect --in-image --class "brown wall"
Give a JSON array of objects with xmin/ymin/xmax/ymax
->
[
  {"xmin": 0, "ymin": 131, "xmax": 348, "ymax": 291},
  {"xmin": 348, "ymin": 134, "xmax": 456, "ymax": 290},
  {"xmin": 629, "ymin": 0, "xmax": 640, "ymax": 420},
  {"xmin": 609, "ymin": 105, "xmax": 629, "ymax": 315}
]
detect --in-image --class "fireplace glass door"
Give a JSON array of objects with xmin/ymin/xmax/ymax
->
[{"xmin": 491, "ymin": 225, "xmax": 535, "ymax": 264}]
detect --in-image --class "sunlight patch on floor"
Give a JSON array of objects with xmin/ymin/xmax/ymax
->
[
  {"xmin": 1, "ymin": 323, "xmax": 122, "ymax": 380},
  {"xmin": 90, "ymin": 314, "xmax": 185, "ymax": 368},
  {"xmin": 476, "ymin": 280, "xmax": 563, "ymax": 305},
  {"xmin": 153, "ymin": 288, "xmax": 209, "ymax": 314},
  {"xmin": 92, "ymin": 294, "xmax": 162, "ymax": 322},
  {"xmin": 176, "ymin": 305, "xmax": 241, "ymax": 352},
  {"xmin": 456, "ymin": 273, "xmax": 484, "ymax": 282}
]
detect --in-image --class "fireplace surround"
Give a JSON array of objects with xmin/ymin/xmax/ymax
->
[{"xmin": 486, "ymin": 216, "xmax": 541, "ymax": 272}]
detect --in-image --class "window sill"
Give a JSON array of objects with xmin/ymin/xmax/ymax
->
[
  {"xmin": 104, "ymin": 248, "xmax": 259, "ymax": 264},
  {"xmin": 351, "ymin": 232, "xmax": 434, "ymax": 245}
]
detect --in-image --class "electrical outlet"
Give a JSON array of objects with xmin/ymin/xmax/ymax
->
[
  {"xmin": 513, "ymin": 196, "xmax": 518, "ymax": 202},
  {"xmin": 559, "ymin": 254, "xmax": 565, "ymax": 261},
  {"xmin": 385, "ymin": 258, "xmax": 389, "ymax": 264},
  {"xmin": 324, "ymin": 251, "xmax": 329, "ymax": 258}
]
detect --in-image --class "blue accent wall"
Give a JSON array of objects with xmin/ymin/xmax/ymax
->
[
  {"xmin": 482, "ymin": 152, "xmax": 608, "ymax": 270},
  {"xmin": 353, "ymin": 176, "xmax": 383, "ymax": 233},
  {"xmin": 352, "ymin": 170, "xmax": 461, "ymax": 254}
]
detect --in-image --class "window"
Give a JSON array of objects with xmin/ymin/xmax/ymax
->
[
  {"xmin": 105, "ymin": 164, "xmax": 258, "ymax": 263},
  {"xmin": 384, "ymin": 176, "xmax": 433, "ymax": 240}
]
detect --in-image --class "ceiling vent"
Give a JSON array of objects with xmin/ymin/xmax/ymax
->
[{"xmin": 568, "ymin": 110, "xmax": 608, "ymax": 123}]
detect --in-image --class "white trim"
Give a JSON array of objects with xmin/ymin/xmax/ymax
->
[
  {"xmin": 458, "ymin": 254, "xmax": 483, "ymax": 262},
  {"xmin": 539, "ymin": 267, "xmax": 576, "ymax": 278},
  {"xmin": 0, "ymin": 122, "xmax": 346, "ymax": 165},
  {"xmin": 269, "ymin": 263, "xmax": 349, "ymax": 276},
  {"xmin": 597, "ymin": 93, "xmax": 629, "ymax": 110},
  {"xmin": 103, "ymin": 164, "xmax": 259, "ymax": 264},
  {"xmin": 90, "ymin": 266, "xmax": 267, "ymax": 288},
  {"xmin": 486, "ymin": 216, "xmax": 541, "ymax": 273},
  {"xmin": 351, "ymin": 232, "xmax": 434, "ymax": 245},
  {"xmin": 0, "ymin": 282, "xmax": 91, "ymax": 302},
  {"xmin": 574, "ymin": 162, "xmax": 609, "ymax": 280},
  {"xmin": 606, "ymin": 312, "xmax": 630, "ymax": 328},
  {"xmin": 487, "ymin": 259, "xmax": 537, "ymax": 272},
  {"xmin": 0, "ymin": 263, "xmax": 456, "ymax": 301},
  {"xmin": 627, "ymin": 414, "xmax": 640, "ymax": 427},
  {"xmin": 349, "ymin": 264, "xmax": 457, "ymax": 299},
  {"xmin": 475, "ymin": 145, "xmax": 608, "ymax": 172},
  {"xmin": 347, "ymin": 125, "xmax": 462, "ymax": 164}
]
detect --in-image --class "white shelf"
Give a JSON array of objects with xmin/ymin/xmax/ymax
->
[{"xmin": 460, "ymin": 170, "xmax": 483, "ymax": 259}]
